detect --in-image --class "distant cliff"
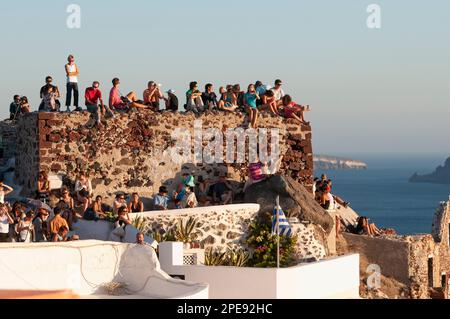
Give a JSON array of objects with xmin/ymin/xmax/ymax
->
[
  {"xmin": 410, "ymin": 157, "xmax": 450, "ymax": 185},
  {"xmin": 314, "ymin": 155, "xmax": 367, "ymax": 170}
]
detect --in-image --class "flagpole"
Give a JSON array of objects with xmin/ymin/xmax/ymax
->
[{"xmin": 276, "ymin": 196, "xmax": 280, "ymax": 269}]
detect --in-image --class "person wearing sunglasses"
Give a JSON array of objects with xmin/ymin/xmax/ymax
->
[
  {"xmin": 33, "ymin": 208, "xmax": 50, "ymax": 242},
  {"xmin": 39, "ymin": 76, "xmax": 61, "ymax": 111},
  {"xmin": 271, "ymin": 79, "xmax": 285, "ymax": 106},
  {"xmin": 113, "ymin": 193, "xmax": 127, "ymax": 216},
  {"xmin": 65, "ymin": 54, "xmax": 81, "ymax": 112}
]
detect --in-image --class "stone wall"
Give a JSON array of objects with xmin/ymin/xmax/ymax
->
[
  {"xmin": 135, "ymin": 204, "xmax": 326, "ymax": 261},
  {"xmin": 342, "ymin": 233, "xmax": 411, "ymax": 284},
  {"xmin": 0, "ymin": 121, "xmax": 18, "ymax": 166},
  {"xmin": 12, "ymin": 111, "xmax": 314, "ymax": 202},
  {"xmin": 342, "ymin": 198, "xmax": 450, "ymax": 299}
]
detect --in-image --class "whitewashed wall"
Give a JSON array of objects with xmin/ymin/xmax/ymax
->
[
  {"xmin": 159, "ymin": 242, "xmax": 359, "ymax": 299},
  {"xmin": 0, "ymin": 240, "xmax": 208, "ymax": 299}
]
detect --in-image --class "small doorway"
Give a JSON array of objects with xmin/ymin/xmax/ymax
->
[{"xmin": 427, "ymin": 257, "xmax": 434, "ymax": 287}]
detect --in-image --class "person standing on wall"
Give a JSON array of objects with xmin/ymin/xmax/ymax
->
[{"xmin": 65, "ymin": 54, "xmax": 81, "ymax": 112}]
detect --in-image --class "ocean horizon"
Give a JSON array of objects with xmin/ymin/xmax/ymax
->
[{"xmin": 316, "ymin": 153, "xmax": 450, "ymax": 235}]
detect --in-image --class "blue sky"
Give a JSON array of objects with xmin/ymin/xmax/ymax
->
[{"xmin": 0, "ymin": 0, "xmax": 449, "ymax": 156}]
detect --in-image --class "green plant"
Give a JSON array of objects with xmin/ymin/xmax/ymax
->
[
  {"xmin": 246, "ymin": 212, "xmax": 298, "ymax": 268},
  {"xmin": 132, "ymin": 216, "xmax": 151, "ymax": 232},
  {"xmin": 150, "ymin": 227, "xmax": 177, "ymax": 243},
  {"xmin": 226, "ymin": 247, "xmax": 249, "ymax": 267},
  {"xmin": 175, "ymin": 217, "xmax": 199, "ymax": 243},
  {"xmin": 103, "ymin": 211, "xmax": 116, "ymax": 223},
  {"xmin": 204, "ymin": 247, "xmax": 227, "ymax": 266}
]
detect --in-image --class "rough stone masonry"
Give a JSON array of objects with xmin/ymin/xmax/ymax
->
[{"xmin": 11, "ymin": 111, "xmax": 314, "ymax": 203}]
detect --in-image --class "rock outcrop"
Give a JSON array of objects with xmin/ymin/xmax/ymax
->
[
  {"xmin": 314, "ymin": 155, "xmax": 367, "ymax": 170},
  {"xmin": 10, "ymin": 111, "xmax": 315, "ymax": 202},
  {"xmin": 244, "ymin": 175, "xmax": 334, "ymax": 234},
  {"xmin": 410, "ymin": 157, "xmax": 450, "ymax": 185}
]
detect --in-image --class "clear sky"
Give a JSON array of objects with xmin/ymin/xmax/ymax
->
[{"xmin": 0, "ymin": 0, "xmax": 449, "ymax": 156}]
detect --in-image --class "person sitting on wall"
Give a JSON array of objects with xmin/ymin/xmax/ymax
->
[
  {"xmin": 85, "ymin": 81, "xmax": 109, "ymax": 127},
  {"xmin": 39, "ymin": 76, "xmax": 61, "ymax": 112},
  {"xmin": 354, "ymin": 216, "xmax": 381, "ymax": 237},
  {"xmin": 202, "ymin": 83, "xmax": 218, "ymax": 111},
  {"xmin": 33, "ymin": 208, "xmax": 50, "ymax": 242},
  {"xmin": 153, "ymin": 186, "xmax": 170, "ymax": 211},
  {"xmin": 75, "ymin": 172, "xmax": 93, "ymax": 214},
  {"xmin": 0, "ymin": 204, "xmax": 14, "ymax": 243},
  {"xmin": 271, "ymin": 79, "xmax": 285, "ymax": 106},
  {"xmin": 196, "ymin": 176, "xmax": 212, "ymax": 206},
  {"xmin": 53, "ymin": 225, "xmax": 69, "ymax": 242},
  {"xmin": 19, "ymin": 96, "xmax": 31, "ymax": 114},
  {"xmin": 92, "ymin": 195, "xmax": 107, "ymax": 219},
  {"xmin": 259, "ymin": 88, "xmax": 279, "ymax": 115},
  {"xmin": 218, "ymin": 85, "xmax": 239, "ymax": 112},
  {"xmin": 16, "ymin": 210, "xmax": 34, "ymax": 243},
  {"xmin": 0, "ymin": 181, "xmax": 14, "ymax": 204},
  {"xmin": 109, "ymin": 78, "xmax": 148, "ymax": 112},
  {"xmin": 128, "ymin": 192, "xmax": 144, "ymax": 213},
  {"xmin": 185, "ymin": 81, "xmax": 204, "ymax": 114},
  {"xmin": 164, "ymin": 89, "xmax": 179, "ymax": 112},
  {"xmin": 55, "ymin": 200, "xmax": 75, "ymax": 231},
  {"xmin": 327, "ymin": 179, "xmax": 350, "ymax": 208},
  {"xmin": 280, "ymin": 95, "xmax": 310, "ymax": 125},
  {"xmin": 40, "ymin": 86, "xmax": 59, "ymax": 112},
  {"xmin": 111, "ymin": 206, "xmax": 132, "ymax": 242},
  {"xmin": 36, "ymin": 171, "xmax": 50, "ymax": 204},
  {"xmin": 212, "ymin": 175, "xmax": 233, "ymax": 205},
  {"xmin": 49, "ymin": 206, "xmax": 69, "ymax": 241},
  {"xmin": 244, "ymin": 83, "xmax": 260, "ymax": 129},
  {"xmin": 143, "ymin": 81, "xmax": 164, "ymax": 111},
  {"xmin": 84, "ymin": 195, "xmax": 107, "ymax": 221},
  {"xmin": 233, "ymin": 84, "xmax": 245, "ymax": 110},
  {"xmin": 113, "ymin": 193, "xmax": 128, "ymax": 216},
  {"xmin": 183, "ymin": 186, "xmax": 198, "ymax": 209},
  {"xmin": 176, "ymin": 174, "xmax": 196, "ymax": 199},
  {"xmin": 10, "ymin": 95, "xmax": 22, "ymax": 120}
]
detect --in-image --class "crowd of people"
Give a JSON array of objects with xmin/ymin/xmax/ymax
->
[
  {"xmin": 0, "ymin": 165, "xmax": 247, "ymax": 243},
  {"xmin": 313, "ymin": 174, "xmax": 391, "ymax": 237},
  {"xmin": 9, "ymin": 55, "xmax": 310, "ymax": 129}
]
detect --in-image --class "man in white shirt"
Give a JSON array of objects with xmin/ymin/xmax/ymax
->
[
  {"xmin": 271, "ymin": 79, "xmax": 285, "ymax": 104},
  {"xmin": 0, "ymin": 205, "xmax": 14, "ymax": 242}
]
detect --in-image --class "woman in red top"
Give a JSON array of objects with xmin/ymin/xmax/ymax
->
[{"xmin": 281, "ymin": 95, "xmax": 309, "ymax": 125}]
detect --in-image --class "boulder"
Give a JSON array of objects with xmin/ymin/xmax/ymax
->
[{"xmin": 244, "ymin": 175, "xmax": 334, "ymax": 234}]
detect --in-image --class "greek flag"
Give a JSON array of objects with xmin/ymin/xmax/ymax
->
[{"xmin": 271, "ymin": 200, "xmax": 293, "ymax": 237}]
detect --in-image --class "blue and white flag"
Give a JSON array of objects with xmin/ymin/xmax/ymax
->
[{"xmin": 271, "ymin": 200, "xmax": 293, "ymax": 237}]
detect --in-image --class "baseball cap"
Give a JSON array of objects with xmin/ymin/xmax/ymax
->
[{"xmin": 166, "ymin": 89, "xmax": 175, "ymax": 94}]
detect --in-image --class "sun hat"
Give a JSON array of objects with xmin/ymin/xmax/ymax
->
[{"xmin": 184, "ymin": 175, "xmax": 196, "ymax": 187}]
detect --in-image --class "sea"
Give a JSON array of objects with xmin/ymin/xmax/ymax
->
[{"xmin": 315, "ymin": 154, "xmax": 450, "ymax": 235}]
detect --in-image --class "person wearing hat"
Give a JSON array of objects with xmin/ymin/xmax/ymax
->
[
  {"xmin": 173, "ymin": 174, "xmax": 196, "ymax": 208},
  {"xmin": 164, "ymin": 89, "xmax": 178, "ymax": 112}
]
